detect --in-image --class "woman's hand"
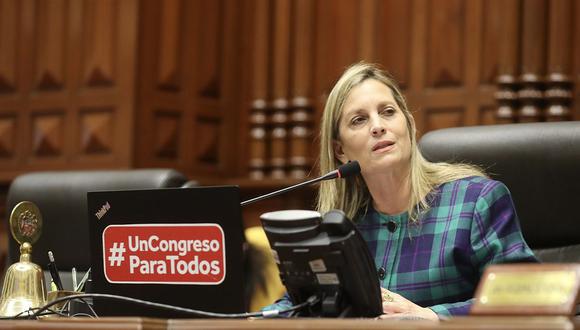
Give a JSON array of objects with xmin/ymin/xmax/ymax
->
[{"xmin": 379, "ymin": 288, "xmax": 438, "ymax": 321}]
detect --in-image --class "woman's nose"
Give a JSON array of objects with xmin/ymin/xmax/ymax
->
[{"xmin": 371, "ymin": 126, "xmax": 386, "ymax": 137}]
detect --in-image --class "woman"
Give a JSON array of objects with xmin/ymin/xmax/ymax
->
[
  {"xmin": 318, "ymin": 63, "xmax": 536, "ymax": 319},
  {"xmin": 266, "ymin": 62, "xmax": 537, "ymax": 319}
]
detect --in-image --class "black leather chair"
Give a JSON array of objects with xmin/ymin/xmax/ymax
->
[
  {"xmin": 5, "ymin": 169, "xmax": 187, "ymax": 289},
  {"xmin": 419, "ymin": 121, "xmax": 580, "ymax": 263}
]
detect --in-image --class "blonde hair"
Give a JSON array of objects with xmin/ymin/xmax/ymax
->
[{"xmin": 317, "ymin": 62, "xmax": 486, "ymax": 221}]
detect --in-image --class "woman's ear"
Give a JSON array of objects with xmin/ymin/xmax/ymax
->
[{"xmin": 333, "ymin": 140, "xmax": 349, "ymax": 164}]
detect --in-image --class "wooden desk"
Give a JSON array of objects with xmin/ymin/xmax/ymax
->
[
  {"xmin": 169, "ymin": 317, "xmax": 578, "ymax": 330},
  {"xmin": 0, "ymin": 317, "xmax": 164, "ymax": 330},
  {"xmin": 0, "ymin": 316, "xmax": 577, "ymax": 330}
]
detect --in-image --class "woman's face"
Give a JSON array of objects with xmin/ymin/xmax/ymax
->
[{"xmin": 334, "ymin": 79, "xmax": 411, "ymax": 176}]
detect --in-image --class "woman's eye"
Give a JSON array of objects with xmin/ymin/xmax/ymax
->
[
  {"xmin": 350, "ymin": 116, "xmax": 366, "ymax": 125},
  {"xmin": 381, "ymin": 107, "xmax": 396, "ymax": 116}
]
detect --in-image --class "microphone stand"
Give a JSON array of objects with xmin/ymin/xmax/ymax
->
[{"xmin": 240, "ymin": 171, "xmax": 337, "ymax": 207}]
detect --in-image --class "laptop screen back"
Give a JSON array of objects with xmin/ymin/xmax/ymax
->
[{"xmin": 87, "ymin": 186, "xmax": 245, "ymax": 317}]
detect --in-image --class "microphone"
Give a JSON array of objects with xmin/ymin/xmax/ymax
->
[{"xmin": 240, "ymin": 161, "xmax": 361, "ymax": 207}]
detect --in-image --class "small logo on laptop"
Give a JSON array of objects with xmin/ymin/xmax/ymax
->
[
  {"xmin": 95, "ymin": 202, "xmax": 111, "ymax": 220},
  {"xmin": 102, "ymin": 223, "xmax": 226, "ymax": 285}
]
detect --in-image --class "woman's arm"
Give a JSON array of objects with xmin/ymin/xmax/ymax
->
[
  {"xmin": 469, "ymin": 181, "xmax": 538, "ymax": 274},
  {"xmin": 260, "ymin": 292, "xmax": 293, "ymax": 315}
]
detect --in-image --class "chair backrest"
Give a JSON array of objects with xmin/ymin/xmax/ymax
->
[
  {"xmin": 418, "ymin": 121, "xmax": 580, "ymax": 262},
  {"xmin": 5, "ymin": 169, "xmax": 187, "ymax": 278}
]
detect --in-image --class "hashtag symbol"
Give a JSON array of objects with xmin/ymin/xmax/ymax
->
[{"xmin": 108, "ymin": 242, "xmax": 125, "ymax": 267}]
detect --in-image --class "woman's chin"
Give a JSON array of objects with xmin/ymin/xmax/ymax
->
[{"xmin": 363, "ymin": 159, "xmax": 407, "ymax": 175}]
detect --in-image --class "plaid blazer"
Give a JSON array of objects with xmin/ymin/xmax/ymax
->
[{"xmin": 357, "ymin": 176, "xmax": 537, "ymax": 316}]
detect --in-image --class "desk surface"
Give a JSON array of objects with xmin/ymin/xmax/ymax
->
[{"xmin": 0, "ymin": 316, "xmax": 578, "ymax": 330}]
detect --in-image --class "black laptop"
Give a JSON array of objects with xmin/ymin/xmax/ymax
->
[{"xmin": 87, "ymin": 186, "xmax": 246, "ymax": 317}]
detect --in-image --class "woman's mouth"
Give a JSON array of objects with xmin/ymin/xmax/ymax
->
[{"xmin": 372, "ymin": 140, "xmax": 395, "ymax": 153}]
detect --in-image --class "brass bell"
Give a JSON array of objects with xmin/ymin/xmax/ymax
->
[{"xmin": 0, "ymin": 242, "xmax": 47, "ymax": 317}]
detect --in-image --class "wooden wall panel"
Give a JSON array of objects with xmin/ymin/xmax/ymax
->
[
  {"xmin": 494, "ymin": 0, "xmax": 520, "ymax": 123},
  {"xmin": 480, "ymin": 0, "xmax": 503, "ymax": 85},
  {"xmin": 156, "ymin": 0, "xmax": 182, "ymax": 91},
  {"xmin": 31, "ymin": 111, "xmax": 65, "ymax": 157},
  {"xmin": 518, "ymin": 0, "xmax": 547, "ymax": 122},
  {"xmin": 247, "ymin": 0, "xmax": 270, "ymax": 179},
  {"xmin": 0, "ymin": 0, "xmax": 137, "ymax": 178},
  {"xmin": 404, "ymin": 0, "xmax": 494, "ymax": 133},
  {"xmin": 246, "ymin": 0, "xmax": 534, "ymax": 180},
  {"xmin": 194, "ymin": 0, "xmax": 222, "ymax": 99},
  {"xmin": 423, "ymin": 108, "xmax": 464, "ymax": 132},
  {"xmin": 0, "ymin": 0, "xmax": 576, "ymax": 194},
  {"xmin": 188, "ymin": 0, "xmax": 225, "ymax": 173},
  {"xmin": 463, "ymin": 0, "xmax": 485, "ymax": 127},
  {"xmin": 0, "ymin": 115, "xmax": 16, "ymax": 157},
  {"xmin": 0, "ymin": 0, "xmax": 18, "ymax": 93},
  {"xmin": 75, "ymin": 0, "xmax": 136, "ymax": 167},
  {"xmin": 289, "ymin": 0, "xmax": 315, "ymax": 178},
  {"xmin": 479, "ymin": 106, "xmax": 498, "ymax": 125},
  {"xmin": 33, "ymin": 0, "xmax": 66, "ymax": 91},
  {"xmin": 269, "ymin": 0, "xmax": 291, "ymax": 179},
  {"xmin": 546, "ymin": 0, "xmax": 572, "ymax": 75},
  {"xmin": 81, "ymin": 0, "xmax": 115, "ymax": 87},
  {"xmin": 79, "ymin": 107, "xmax": 113, "ymax": 154},
  {"xmin": 375, "ymin": 0, "xmax": 412, "ymax": 87},
  {"xmin": 496, "ymin": 0, "xmax": 520, "ymax": 77},
  {"xmin": 136, "ymin": 0, "xmax": 243, "ymax": 179},
  {"xmin": 153, "ymin": 110, "xmax": 180, "ymax": 159},
  {"xmin": 290, "ymin": 0, "xmax": 315, "ymax": 100},
  {"xmin": 271, "ymin": 0, "xmax": 290, "ymax": 105},
  {"xmin": 216, "ymin": 0, "xmax": 244, "ymax": 176},
  {"xmin": 314, "ymin": 0, "xmax": 361, "ymax": 97},
  {"xmin": 545, "ymin": 0, "xmax": 574, "ymax": 121},
  {"xmin": 195, "ymin": 117, "xmax": 220, "ymax": 164},
  {"xmin": 137, "ymin": 0, "xmax": 187, "ymax": 171},
  {"xmin": 358, "ymin": 0, "xmax": 375, "ymax": 60},
  {"xmin": 575, "ymin": 0, "xmax": 580, "ymax": 121},
  {"xmin": 425, "ymin": 0, "xmax": 464, "ymax": 88},
  {"xmin": 137, "ymin": 0, "xmax": 182, "ymax": 170},
  {"xmin": 520, "ymin": 0, "xmax": 547, "ymax": 77},
  {"xmin": 246, "ymin": 0, "xmax": 320, "ymax": 180}
]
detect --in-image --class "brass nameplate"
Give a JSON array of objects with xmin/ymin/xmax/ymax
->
[{"xmin": 471, "ymin": 263, "xmax": 580, "ymax": 316}]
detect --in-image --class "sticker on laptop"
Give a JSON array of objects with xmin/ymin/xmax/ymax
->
[{"xmin": 102, "ymin": 223, "xmax": 225, "ymax": 285}]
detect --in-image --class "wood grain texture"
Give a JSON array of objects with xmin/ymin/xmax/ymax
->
[
  {"xmin": 269, "ymin": 0, "xmax": 291, "ymax": 179},
  {"xmin": 375, "ymin": 0, "xmax": 412, "ymax": 87},
  {"xmin": 0, "ymin": 0, "xmax": 577, "ymax": 189},
  {"xmin": 493, "ymin": 0, "xmax": 520, "ymax": 123},
  {"xmin": 425, "ymin": 0, "xmax": 464, "ymax": 87},
  {"xmin": 0, "ymin": 0, "xmax": 18, "ymax": 93},
  {"xmin": 517, "ymin": 0, "xmax": 546, "ymax": 122},
  {"xmin": 156, "ymin": 0, "xmax": 182, "ymax": 91},
  {"xmin": 81, "ymin": 0, "xmax": 115, "ymax": 87},
  {"xmin": 520, "ymin": 0, "xmax": 547, "ymax": 78},
  {"xmin": 288, "ymin": 0, "xmax": 315, "ymax": 178},
  {"xmin": 246, "ymin": 0, "xmax": 270, "ymax": 179},
  {"xmin": 33, "ymin": 0, "xmax": 66, "ymax": 91},
  {"xmin": 574, "ymin": 0, "xmax": 580, "ymax": 121},
  {"xmin": 545, "ymin": 0, "xmax": 573, "ymax": 121}
]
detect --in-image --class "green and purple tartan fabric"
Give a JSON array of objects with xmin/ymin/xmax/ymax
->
[
  {"xmin": 356, "ymin": 176, "xmax": 537, "ymax": 316},
  {"xmin": 264, "ymin": 176, "xmax": 537, "ymax": 317}
]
